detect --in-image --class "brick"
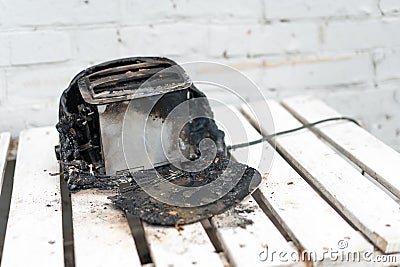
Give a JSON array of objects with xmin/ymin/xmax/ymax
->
[
  {"xmin": 179, "ymin": 58, "xmax": 266, "ymax": 103},
  {"xmin": 218, "ymin": 58, "xmax": 266, "ymax": 89},
  {"xmin": 0, "ymin": 4, "xmax": 4, "ymax": 26},
  {"xmin": 189, "ymin": 58, "xmax": 270, "ymax": 105},
  {"xmin": 0, "ymin": 70, "xmax": 6, "ymax": 104},
  {"xmin": 0, "ymin": 99, "xmax": 59, "ymax": 136},
  {"xmin": 119, "ymin": 24, "xmax": 209, "ymax": 57},
  {"xmin": 6, "ymin": 65, "xmax": 82, "ymax": 105},
  {"xmin": 208, "ymin": 22, "xmax": 318, "ymax": 57},
  {"xmin": 265, "ymin": 0, "xmax": 378, "ymax": 19},
  {"xmin": 71, "ymin": 28, "xmax": 120, "ymax": 64},
  {"xmin": 2, "ymin": 0, "xmax": 119, "ymax": 27},
  {"xmin": 9, "ymin": 31, "xmax": 71, "ymax": 65},
  {"xmin": 0, "ymin": 35, "xmax": 10, "ymax": 66},
  {"xmin": 121, "ymin": 0, "xmax": 263, "ymax": 25},
  {"xmin": 323, "ymin": 18, "xmax": 400, "ymax": 51},
  {"xmin": 376, "ymin": 48, "xmax": 400, "ymax": 81},
  {"xmin": 379, "ymin": 0, "xmax": 400, "ymax": 15},
  {"xmin": 259, "ymin": 54, "xmax": 373, "ymax": 89},
  {"xmin": 320, "ymin": 87, "xmax": 400, "ymax": 152}
]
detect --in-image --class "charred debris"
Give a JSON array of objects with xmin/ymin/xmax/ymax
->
[{"xmin": 56, "ymin": 57, "xmax": 261, "ymax": 225}]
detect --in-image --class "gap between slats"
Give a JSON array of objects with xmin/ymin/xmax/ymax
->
[
  {"xmin": 0, "ymin": 160, "xmax": 15, "ymax": 265},
  {"xmin": 126, "ymin": 214, "xmax": 153, "ymax": 265},
  {"xmin": 0, "ymin": 133, "xmax": 11, "ymax": 191},
  {"xmin": 60, "ymin": 173, "xmax": 75, "ymax": 267}
]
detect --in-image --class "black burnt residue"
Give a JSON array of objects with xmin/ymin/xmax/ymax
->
[
  {"xmin": 55, "ymin": 57, "xmax": 261, "ymax": 225},
  {"xmin": 111, "ymin": 155, "xmax": 260, "ymax": 226},
  {"xmin": 213, "ymin": 202, "xmax": 256, "ymax": 229}
]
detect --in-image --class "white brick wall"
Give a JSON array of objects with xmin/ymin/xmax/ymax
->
[
  {"xmin": 71, "ymin": 28, "xmax": 120, "ymax": 63},
  {"xmin": 208, "ymin": 22, "xmax": 319, "ymax": 57},
  {"xmin": 264, "ymin": 0, "xmax": 378, "ymax": 19},
  {"xmin": 0, "ymin": 36, "xmax": 10, "ymax": 66},
  {"xmin": 376, "ymin": 48, "xmax": 400, "ymax": 82},
  {"xmin": 9, "ymin": 31, "xmax": 71, "ymax": 65},
  {"xmin": 0, "ymin": 0, "xmax": 399, "ymax": 150},
  {"xmin": 379, "ymin": 0, "xmax": 400, "ymax": 15},
  {"xmin": 119, "ymin": 24, "xmax": 210, "ymax": 57},
  {"xmin": 322, "ymin": 18, "xmax": 400, "ymax": 51},
  {"xmin": 0, "ymin": 70, "xmax": 6, "ymax": 104},
  {"xmin": 1, "ymin": 0, "xmax": 119, "ymax": 27},
  {"xmin": 261, "ymin": 54, "xmax": 373, "ymax": 90},
  {"xmin": 120, "ymin": 0, "xmax": 263, "ymax": 24}
]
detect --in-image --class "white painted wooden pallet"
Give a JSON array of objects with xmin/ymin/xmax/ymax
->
[{"xmin": 0, "ymin": 97, "xmax": 399, "ymax": 267}]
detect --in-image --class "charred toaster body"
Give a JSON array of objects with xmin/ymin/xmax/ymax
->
[{"xmin": 56, "ymin": 57, "xmax": 261, "ymax": 225}]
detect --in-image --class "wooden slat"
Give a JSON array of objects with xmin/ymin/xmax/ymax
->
[
  {"xmin": 71, "ymin": 190, "xmax": 141, "ymax": 267},
  {"xmin": 212, "ymin": 106, "xmax": 302, "ymax": 267},
  {"xmin": 1, "ymin": 128, "xmax": 63, "ymax": 267},
  {"xmin": 282, "ymin": 96, "xmax": 400, "ymax": 199},
  {"xmin": 143, "ymin": 222, "xmax": 223, "ymax": 267},
  {"xmin": 0, "ymin": 132, "xmax": 11, "ymax": 191},
  {"xmin": 215, "ymin": 106, "xmax": 372, "ymax": 265},
  {"xmin": 211, "ymin": 197, "xmax": 302, "ymax": 267},
  {"xmin": 243, "ymin": 101, "xmax": 400, "ymax": 254}
]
